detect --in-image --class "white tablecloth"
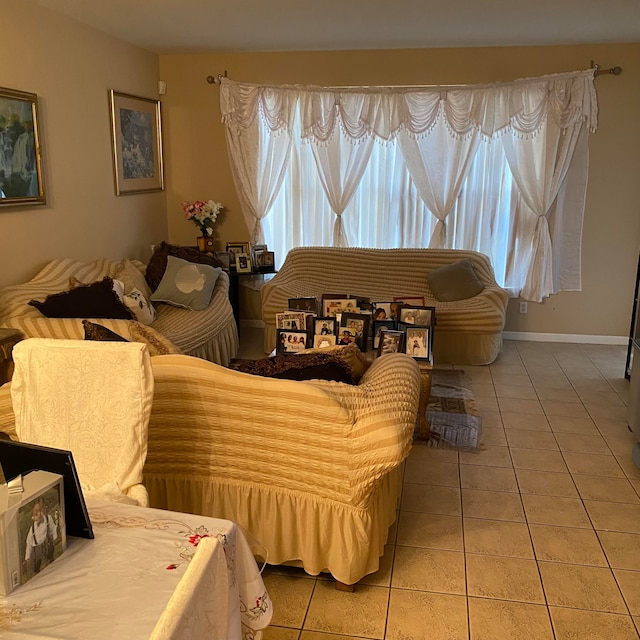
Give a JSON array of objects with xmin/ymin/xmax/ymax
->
[{"xmin": 0, "ymin": 499, "xmax": 273, "ymax": 639}]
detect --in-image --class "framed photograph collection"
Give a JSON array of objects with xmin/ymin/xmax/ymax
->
[{"xmin": 271, "ymin": 290, "xmax": 436, "ymax": 362}]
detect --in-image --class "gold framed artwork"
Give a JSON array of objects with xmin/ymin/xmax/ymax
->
[
  {"xmin": 0, "ymin": 86, "xmax": 46, "ymax": 207},
  {"xmin": 109, "ymin": 90, "xmax": 164, "ymax": 196}
]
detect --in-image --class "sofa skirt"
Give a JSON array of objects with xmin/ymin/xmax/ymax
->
[{"xmin": 144, "ymin": 465, "xmax": 403, "ymax": 586}]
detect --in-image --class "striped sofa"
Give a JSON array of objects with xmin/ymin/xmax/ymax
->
[
  {"xmin": 0, "ymin": 258, "xmax": 238, "ymax": 367},
  {"xmin": 262, "ymin": 247, "xmax": 509, "ymax": 365},
  {"xmin": 0, "ymin": 350, "xmax": 421, "ymax": 587}
]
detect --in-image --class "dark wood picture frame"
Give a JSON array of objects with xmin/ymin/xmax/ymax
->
[
  {"xmin": 372, "ymin": 319, "xmax": 397, "ymax": 350},
  {"xmin": 376, "ymin": 329, "xmax": 405, "ymax": 357},
  {"xmin": 314, "ymin": 317, "xmax": 337, "ymax": 336},
  {"xmin": 340, "ymin": 312, "xmax": 371, "ymax": 352}
]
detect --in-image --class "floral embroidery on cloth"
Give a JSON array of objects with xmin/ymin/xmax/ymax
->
[{"xmin": 0, "ymin": 602, "xmax": 42, "ymax": 630}]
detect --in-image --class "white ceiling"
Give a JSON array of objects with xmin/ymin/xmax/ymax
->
[{"xmin": 28, "ymin": 0, "xmax": 640, "ymax": 54}]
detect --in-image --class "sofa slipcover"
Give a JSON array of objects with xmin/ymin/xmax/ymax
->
[{"xmin": 262, "ymin": 247, "xmax": 509, "ymax": 365}]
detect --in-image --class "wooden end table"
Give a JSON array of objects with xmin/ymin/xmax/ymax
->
[{"xmin": 0, "ymin": 328, "xmax": 23, "ymax": 385}]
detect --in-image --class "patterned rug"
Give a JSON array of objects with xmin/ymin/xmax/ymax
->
[{"xmin": 415, "ymin": 369, "xmax": 482, "ymax": 451}]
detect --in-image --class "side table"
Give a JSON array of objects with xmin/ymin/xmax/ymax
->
[
  {"xmin": 0, "ymin": 328, "xmax": 23, "ymax": 385},
  {"xmin": 416, "ymin": 362, "xmax": 433, "ymax": 439}
]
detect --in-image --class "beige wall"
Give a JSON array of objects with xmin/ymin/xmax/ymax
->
[
  {"xmin": 0, "ymin": 1, "xmax": 167, "ymax": 290},
  {"xmin": 160, "ymin": 44, "xmax": 640, "ymax": 339}
]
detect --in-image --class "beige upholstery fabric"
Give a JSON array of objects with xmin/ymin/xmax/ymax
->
[
  {"xmin": 0, "ymin": 258, "xmax": 239, "ymax": 367},
  {"xmin": 261, "ymin": 247, "xmax": 509, "ymax": 365},
  {"xmin": 11, "ymin": 339, "xmax": 153, "ymax": 505},
  {"xmin": 144, "ymin": 351, "xmax": 421, "ymax": 585}
]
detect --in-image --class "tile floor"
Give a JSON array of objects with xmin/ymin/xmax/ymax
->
[{"xmin": 239, "ymin": 332, "xmax": 640, "ymax": 639}]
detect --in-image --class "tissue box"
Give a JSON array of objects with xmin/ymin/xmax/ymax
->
[{"xmin": 0, "ymin": 470, "xmax": 66, "ymax": 595}]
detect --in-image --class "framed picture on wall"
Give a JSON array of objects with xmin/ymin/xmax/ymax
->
[
  {"xmin": 0, "ymin": 86, "xmax": 46, "ymax": 207},
  {"xmin": 109, "ymin": 90, "xmax": 164, "ymax": 196}
]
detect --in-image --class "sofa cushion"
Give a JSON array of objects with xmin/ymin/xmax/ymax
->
[
  {"xmin": 427, "ymin": 259, "xmax": 485, "ymax": 302},
  {"xmin": 128, "ymin": 321, "xmax": 182, "ymax": 356},
  {"xmin": 230, "ymin": 352, "xmax": 356, "ymax": 384},
  {"xmin": 146, "ymin": 242, "xmax": 225, "ymax": 291},
  {"xmin": 122, "ymin": 289, "xmax": 157, "ymax": 325},
  {"xmin": 28, "ymin": 276, "xmax": 134, "ymax": 319},
  {"xmin": 301, "ymin": 342, "xmax": 373, "ymax": 381},
  {"xmin": 83, "ymin": 320, "xmax": 128, "ymax": 342},
  {"xmin": 150, "ymin": 256, "xmax": 221, "ymax": 311}
]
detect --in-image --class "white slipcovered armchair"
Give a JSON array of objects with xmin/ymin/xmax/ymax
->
[{"xmin": 10, "ymin": 338, "xmax": 153, "ymax": 506}]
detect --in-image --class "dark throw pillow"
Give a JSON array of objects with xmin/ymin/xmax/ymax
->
[
  {"xmin": 146, "ymin": 242, "xmax": 225, "ymax": 291},
  {"xmin": 28, "ymin": 276, "xmax": 134, "ymax": 319},
  {"xmin": 427, "ymin": 259, "xmax": 485, "ymax": 302},
  {"xmin": 83, "ymin": 320, "xmax": 128, "ymax": 342},
  {"xmin": 230, "ymin": 352, "xmax": 356, "ymax": 384}
]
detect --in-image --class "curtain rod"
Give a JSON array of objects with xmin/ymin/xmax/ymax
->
[{"xmin": 206, "ymin": 62, "xmax": 623, "ymax": 86}]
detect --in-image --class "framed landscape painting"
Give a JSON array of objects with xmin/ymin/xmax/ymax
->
[
  {"xmin": 109, "ymin": 90, "xmax": 164, "ymax": 195},
  {"xmin": 0, "ymin": 86, "xmax": 46, "ymax": 207}
]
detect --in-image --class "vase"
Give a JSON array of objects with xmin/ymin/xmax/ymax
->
[{"xmin": 197, "ymin": 236, "xmax": 215, "ymax": 253}]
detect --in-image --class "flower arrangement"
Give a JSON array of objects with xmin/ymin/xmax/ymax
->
[{"xmin": 182, "ymin": 200, "xmax": 224, "ymax": 236}]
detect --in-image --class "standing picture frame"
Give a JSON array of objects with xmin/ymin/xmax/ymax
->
[
  {"xmin": 340, "ymin": 312, "xmax": 371, "ymax": 352},
  {"xmin": 235, "ymin": 252, "xmax": 252, "ymax": 273},
  {"xmin": 402, "ymin": 325, "xmax": 432, "ymax": 363},
  {"xmin": 276, "ymin": 329, "xmax": 309, "ymax": 354},
  {"xmin": 109, "ymin": 90, "xmax": 164, "ymax": 196},
  {"xmin": 0, "ymin": 86, "xmax": 46, "ymax": 207}
]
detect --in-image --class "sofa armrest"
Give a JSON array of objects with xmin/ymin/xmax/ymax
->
[{"xmin": 147, "ymin": 353, "xmax": 419, "ymax": 508}]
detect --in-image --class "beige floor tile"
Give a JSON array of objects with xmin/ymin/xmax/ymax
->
[
  {"xmin": 521, "ymin": 494, "xmax": 591, "ymax": 528},
  {"xmin": 359, "ymin": 544, "xmax": 394, "ymax": 587},
  {"xmin": 494, "ymin": 384, "xmax": 538, "ymax": 400},
  {"xmin": 554, "ymin": 432, "xmax": 611, "ymax": 455},
  {"xmin": 573, "ymin": 475, "xmax": 640, "ymax": 503},
  {"xmin": 459, "ymin": 446, "xmax": 513, "ymax": 468},
  {"xmin": 476, "ymin": 397, "xmax": 499, "ymax": 412},
  {"xmin": 584, "ymin": 500, "xmax": 640, "ymax": 534},
  {"xmin": 562, "ymin": 452, "xmax": 625, "ymax": 477},
  {"xmin": 304, "ymin": 581, "xmax": 388, "ymax": 638},
  {"xmin": 386, "ymin": 590, "xmax": 468, "ymax": 640},
  {"xmin": 541, "ymin": 400, "xmax": 590, "ymax": 419},
  {"xmin": 631, "ymin": 477, "xmax": 640, "ymax": 496},
  {"xmin": 530, "ymin": 375, "xmax": 573, "ymax": 390},
  {"xmin": 408, "ymin": 444, "xmax": 459, "ymax": 464},
  {"xmin": 572, "ymin": 379, "xmax": 619, "ymax": 394},
  {"xmin": 481, "ymin": 427, "xmax": 507, "ymax": 446},
  {"xmin": 473, "ymin": 382, "xmax": 496, "ymax": 398},
  {"xmin": 547, "ymin": 414, "xmax": 599, "ymax": 434},
  {"xmin": 577, "ymin": 390, "xmax": 625, "ymax": 406},
  {"xmin": 535, "ymin": 387, "xmax": 581, "ymax": 403},
  {"xmin": 604, "ymin": 434, "xmax": 637, "ymax": 457},
  {"xmin": 263, "ymin": 574, "xmax": 316, "ymax": 628},
  {"xmin": 391, "ymin": 546, "xmax": 465, "ymax": 594},
  {"xmin": 501, "ymin": 412, "xmax": 551, "ymax": 431},
  {"xmin": 505, "ymin": 429, "xmax": 559, "ymax": 450},
  {"xmin": 462, "ymin": 489, "xmax": 525, "ymax": 521},
  {"xmin": 539, "ymin": 562, "xmax": 627, "ymax": 613},
  {"xmin": 515, "ymin": 469, "xmax": 578, "ymax": 497},
  {"xmin": 510, "ymin": 448, "xmax": 568, "ymax": 472},
  {"xmin": 616, "ymin": 455, "xmax": 640, "ymax": 479},
  {"xmin": 466, "ymin": 366, "xmax": 494, "ymax": 383},
  {"xmin": 549, "ymin": 608, "xmax": 640, "ymax": 640},
  {"xmin": 463, "ymin": 518, "xmax": 533, "ymax": 558},
  {"xmin": 481, "ymin": 410, "xmax": 503, "ymax": 427},
  {"xmin": 466, "ymin": 554, "xmax": 544, "ymax": 603},
  {"xmin": 598, "ymin": 531, "xmax": 640, "ymax": 571},
  {"xmin": 594, "ymin": 417, "xmax": 631, "ymax": 436},
  {"xmin": 401, "ymin": 484, "xmax": 461, "ymax": 516},
  {"xmin": 264, "ymin": 626, "xmax": 301, "ymax": 640},
  {"xmin": 396, "ymin": 512, "xmax": 463, "ymax": 551},
  {"xmin": 468, "ymin": 597, "xmax": 554, "ymax": 640},
  {"xmin": 585, "ymin": 404, "xmax": 628, "ymax": 421},
  {"xmin": 404, "ymin": 459, "xmax": 460, "ymax": 487},
  {"xmin": 489, "ymin": 363, "xmax": 527, "ymax": 376},
  {"xmin": 490, "ymin": 372, "xmax": 533, "ymax": 387},
  {"xmin": 529, "ymin": 524, "xmax": 607, "ymax": 566},
  {"xmin": 498, "ymin": 397, "xmax": 544, "ymax": 415},
  {"xmin": 460, "ymin": 465, "xmax": 519, "ymax": 492},
  {"xmin": 614, "ymin": 569, "xmax": 640, "ymax": 615}
]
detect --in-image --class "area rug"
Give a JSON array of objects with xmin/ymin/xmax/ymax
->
[{"xmin": 415, "ymin": 369, "xmax": 482, "ymax": 451}]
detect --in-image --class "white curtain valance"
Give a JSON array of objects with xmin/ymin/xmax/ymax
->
[{"xmin": 220, "ymin": 70, "xmax": 598, "ymax": 142}]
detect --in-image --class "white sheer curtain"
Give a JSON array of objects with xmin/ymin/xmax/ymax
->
[{"xmin": 220, "ymin": 71, "xmax": 598, "ymax": 301}]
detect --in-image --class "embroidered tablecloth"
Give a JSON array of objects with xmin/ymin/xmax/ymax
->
[{"xmin": 0, "ymin": 498, "xmax": 272, "ymax": 639}]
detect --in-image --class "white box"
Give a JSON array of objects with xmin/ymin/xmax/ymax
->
[{"xmin": 0, "ymin": 470, "xmax": 66, "ymax": 594}]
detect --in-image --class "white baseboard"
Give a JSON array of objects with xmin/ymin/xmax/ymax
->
[
  {"xmin": 240, "ymin": 319, "xmax": 265, "ymax": 329},
  {"xmin": 503, "ymin": 331, "xmax": 628, "ymax": 346}
]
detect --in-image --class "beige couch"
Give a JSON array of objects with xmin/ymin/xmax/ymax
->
[
  {"xmin": 262, "ymin": 247, "xmax": 509, "ymax": 365},
  {"xmin": 0, "ymin": 350, "xmax": 421, "ymax": 586},
  {"xmin": 0, "ymin": 257, "xmax": 238, "ymax": 366}
]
